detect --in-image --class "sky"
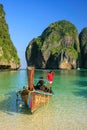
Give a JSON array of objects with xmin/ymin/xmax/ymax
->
[{"xmin": 0, "ymin": 0, "xmax": 87, "ymax": 68}]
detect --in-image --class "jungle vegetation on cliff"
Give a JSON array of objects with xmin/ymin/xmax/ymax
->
[
  {"xmin": 26, "ymin": 20, "xmax": 82, "ymax": 70},
  {"xmin": 0, "ymin": 4, "xmax": 20, "ymax": 69}
]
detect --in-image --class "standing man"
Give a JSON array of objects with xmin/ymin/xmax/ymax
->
[{"xmin": 46, "ymin": 71, "xmax": 55, "ymax": 91}]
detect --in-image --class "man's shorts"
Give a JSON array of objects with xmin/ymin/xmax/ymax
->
[{"xmin": 49, "ymin": 81, "xmax": 53, "ymax": 84}]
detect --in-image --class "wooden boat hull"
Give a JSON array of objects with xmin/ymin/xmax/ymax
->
[
  {"xmin": 29, "ymin": 91, "xmax": 53, "ymax": 113},
  {"xmin": 21, "ymin": 90, "xmax": 53, "ymax": 113}
]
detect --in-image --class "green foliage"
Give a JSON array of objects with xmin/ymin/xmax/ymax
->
[
  {"xmin": 30, "ymin": 20, "xmax": 79, "ymax": 59},
  {"xmin": 0, "ymin": 4, "xmax": 5, "ymax": 18},
  {"xmin": 42, "ymin": 20, "xmax": 78, "ymax": 40},
  {"xmin": 35, "ymin": 37, "xmax": 42, "ymax": 49},
  {"xmin": 52, "ymin": 45, "xmax": 62, "ymax": 54},
  {"xmin": 52, "ymin": 46, "xmax": 78, "ymax": 59},
  {"xmin": 63, "ymin": 47, "xmax": 78, "ymax": 59},
  {"xmin": 40, "ymin": 20, "xmax": 79, "ymax": 49},
  {"xmin": 0, "ymin": 4, "xmax": 20, "ymax": 65}
]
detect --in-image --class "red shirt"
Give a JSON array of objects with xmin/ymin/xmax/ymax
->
[{"xmin": 47, "ymin": 72, "xmax": 54, "ymax": 82}]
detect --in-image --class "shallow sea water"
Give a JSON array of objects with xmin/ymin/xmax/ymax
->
[{"xmin": 0, "ymin": 69, "xmax": 87, "ymax": 130}]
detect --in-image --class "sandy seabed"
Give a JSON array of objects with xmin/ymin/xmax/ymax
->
[{"xmin": 0, "ymin": 99, "xmax": 87, "ymax": 130}]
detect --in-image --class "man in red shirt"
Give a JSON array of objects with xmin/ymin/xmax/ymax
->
[{"xmin": 46, "ymin": 71, "xmax": 55, "ymax": 90}]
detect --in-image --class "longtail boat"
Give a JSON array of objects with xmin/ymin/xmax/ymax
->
[{"xmin": 17, "ymin": 67, "xmax": 54, "ymax": 113}]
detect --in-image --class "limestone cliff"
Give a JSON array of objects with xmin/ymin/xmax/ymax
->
[
  {"xmin": 79, "ymin": 27, "xmax": 87, "ymax": 68},
  {"xmin": 0, "ymin": 4, "xmax": 20, "ymax": 70},
  {"xmin": 26, "ymin": 20, "xmax": 80, "ymax": 70}
]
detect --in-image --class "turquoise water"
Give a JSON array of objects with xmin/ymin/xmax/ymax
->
[{"xmin": 0, "ymin": 69, "xmax": 87, "ymax": 130}]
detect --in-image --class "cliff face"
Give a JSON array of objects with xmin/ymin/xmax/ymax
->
[
  {"xmin": 79, "ymin": 27, "xmax": 87, "ymax": 68},
  {"xmin": 0, "ymin": 4, "xmax": 20, "ymax": 70},
  {"xmin": 26, "ymin": 20, "xmax": 80, "ymax": 70}
]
